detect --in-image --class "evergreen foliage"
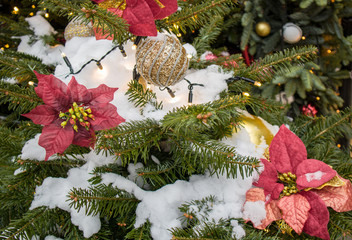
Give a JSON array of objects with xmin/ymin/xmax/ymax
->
[{"xmin": 0, "ymin": 0, "xmax": 351, "ymax": 239}]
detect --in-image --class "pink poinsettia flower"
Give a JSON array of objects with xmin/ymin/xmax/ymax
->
[
  {"xmin": 243, "ymin": 125, "xmax": 352, "ymax": 240},
  {"xmin": 92, "ymin": 0, "xmax": 177, "ymax": 37},
  {"xmin": 22, "ymin": 72, "xmax": 125, "ymax": 160}
]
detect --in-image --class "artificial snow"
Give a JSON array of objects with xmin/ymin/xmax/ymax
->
[
  {"xmin": 305, "ymin": 170, "xmax": 326, "ymax": 182},
  {"xmin": 26, "ymin": 13, "xmax": 57, "ymax": 36},
  {"xmin": 242, "ymin": 201, "xmax": 266, "ymax": 227},
  {"xmin": 19, "ymin": 16, "xmax": 278, "ymax": 238}
]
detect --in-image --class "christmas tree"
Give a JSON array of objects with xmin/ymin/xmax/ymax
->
[{"xmin": 0, "ymin": 0, "xmax": 352, "ymax": 239}]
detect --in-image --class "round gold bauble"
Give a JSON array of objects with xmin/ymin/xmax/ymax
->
[
  {"xmin": 255, "ymin": 21, "xmax": 271, "ymax": 37},
  {"xmin": 135, "ymin": 34, "xmax": 190, "ymax": 88},
  {"xmin": 64, "ymin": 19, "xmax": 95, "ymax": 41},
  {"xmin": 235, "ymin": 114, "xmax": 274, "ymax": 147}
]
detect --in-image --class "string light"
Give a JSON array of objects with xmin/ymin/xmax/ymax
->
[
  {"xmin": 45, "ymin": 12, "xmax": 49, "ymax": 18},
  {"xmin": 187, "ymin": 54, "xmax": 193, "ymax": 59},
  {"xmin": 1, "ymin": 48, "xmax": 4, "ymax": 51},
  {"xmin": 60, "ymin": 50, "xmax": 74, "ymax": 74},
  {"xmin": 185, "ymin": 79, "xmax": 204, "ymax": 104},
  {"xmin": 29, "ymin": 12, "xmax": 34, "ymax": 16},
  {"xmin": 176, "ymin": 33, "xmax": 182, "ymax": 37},
  {"xmin": 309, "ymin": 70, "xmax": 314, "ymax": 74},
  {"xmin": 327, "ymin": 49, "xmax": 332, "ymax": 54},
  {"xmin": 4, "ymin": 44, "xmax": 10, "ymax": 48},
  {"xmin": 337, "ymin": 143, "xmax": 341, "ymax": 148},
  {"xmin": 301, "ymin": 36, "xmax": 306, "ymax": 40},
  {"xmin": 132, "ymin": 36, "xmax": 142, "ymax": 50},
  {"xmin": 316, "ymin": 96, "xmax": 320, "ymax": 101},
  {"xmin": 243, "ymin": 92, "xmax": 250, "ymax": 97},
  {"xmin": 254, "ymin": 81, "xmax": 262, "ymax": 87},
  {"xmin": 119, "ymin": 45, "xmax": 127, "ymax": 58},
  {"xmin": 32, "ymin": 5, "xmax": 36, "ymax": 8},
  {"xmin": 28, "ymin": 81, "xmax": 34, "ymax": 86},
  {"xmin": 96, "ymin": 61, "xmax": 103, "ymax": 70}
]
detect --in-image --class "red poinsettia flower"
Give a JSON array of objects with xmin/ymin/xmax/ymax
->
[
  {"xmin": 22, "ymin": 72, "xmax": 125, "ymax": 160},
  {"xmin": 243, "ymin": 125, "xmax": 352, "ymax": 240},
  {"xmin": 92, "ymin": 0, "xmax": 177, "ymax": 37}
]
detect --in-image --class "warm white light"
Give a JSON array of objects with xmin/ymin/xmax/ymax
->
[
  {"xmin": 13, "ymin": 7, "xmax": 19, "ymax": 12},
  {"xmin": 132, "ymin": 44, "xmax": 137, "ymax": 50},
  {"xmin": 168, "ymin": 96, "xmax": 180, "ymax": 104},
  {"xmin": 45, "ymin": 13, "xmax": 49, "ymax": 18},
  {"xmin": 187, "ymin": 54, "xmax": 193, "ymax": 59},
  {"xmin": 60, "ymin": 51, "xmax": 66, "ymax": 57},
  {"xmin": 28, "ymin": 81, "xmax": 34, "ymax": 86},
  {"xmin": 254, "ymin": 81, "xmax": 262, "ymax": 87},
  {"xmin": 243, "ymin": 92, "xmax": 250, "ymax": 97}
]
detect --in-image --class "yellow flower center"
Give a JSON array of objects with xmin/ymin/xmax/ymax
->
[
  {"xmin": 278, "ymin": 172, "xmax": 298, "ymax": 197},
  {"xmin": 59, "ymin": 102, "xmax": 95, "ymax": 132}
]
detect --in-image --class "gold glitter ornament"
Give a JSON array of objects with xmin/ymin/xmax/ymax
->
[
  {"xmin": 135, "ymin": 34, "xmax": 189, "ymax": 88},
  {"xmin": 98, "ymin": 0, "xmax": 126, "ymax": 10},
  {"xmin": 64, "ymin": 19, "xmax": 95, "ymax": 41}
]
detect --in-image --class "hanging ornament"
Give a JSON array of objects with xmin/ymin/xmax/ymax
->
[
  {"xmin": 227, "ymin": 113, "xmax": 275, "ymax": 148},
  {"xmin": 255, "ymin": 21, "xmax": 271, "ymax": 37},
  {"xmin": 135, "ymin": 33, "xmax": 189, "ymax": 88},
  {"xmin": 64, "ymin": 18, "xmax": 95, "ymax": 41},
  {"xmin": 282, "ymin": 22, "xmax": 302, "ymax": 44}
]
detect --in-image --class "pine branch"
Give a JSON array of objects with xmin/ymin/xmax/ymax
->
[
  {"xmin": 0, "ymin": 51, "xmax": 52, "ymax": 83},
  {"xmin": 126, "ymin": 79, "xmax": 163, "ymax": 113},
  {"xmin": 0, "ymin": 15, "xmax": 34, "ymax": 36},
  {"xmin": 68, "ymin": 184, "xmax": 139, "ymax": 220},
  {"xmin": 0, "ymin": 207, "xmax": 47, "ymax": 240},
  {"xmin": 0, "ymin": 81, "xmax": 42, "ymax": 114},
  {"xmin": 39, "ymin": 0, "xmax": 131, "ymax": 44},
  {"xmin": 234, "ymin": 45, "xmax": 318, "ymax": 83},
  {"xmin": 159, "ymin": 0, "xmax": 237, "ymax": 34},
  {"xmin": 192, "ymin": 16, "xmax": 224, "ymax": 55},
  {"xmin": 97, "ymin": 118, "xmax": 163, "ymax": 166},
  {"xmin": 168, "ymin": 132, "xmax": 258, "ymax": 178},
  {"xmin": 125, "ymin": 221, "xmax": 153, "ymax": 240}
]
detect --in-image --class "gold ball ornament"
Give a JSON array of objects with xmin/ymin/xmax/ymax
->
[
  {"xmin": 255, "ymin": 21, "xmax": 271, "ymax": 37},
  {"xmin": 239, "ymin": 114, "xmax": 274, "ymax": 146},
  {"xmin": 64, "ymin": 19, "xmax": 95, "ymax": 41},
  {"xmin": 135, "ymin": 34, "xmax": 190, "ymax": 88}
]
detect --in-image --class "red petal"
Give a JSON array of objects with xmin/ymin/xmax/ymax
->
[
  {"xmin": 72, "ymin": 125, "xmax": 96, "ymax": 148},
  {"xmin": 253, "ymin": 159, "xmax": 284, "ymax": 200},
  {"xmin": 144, "ymin": 0, "xmax": 178, "ymax": 19},
  {"xmin": 300, "ymin": 191, "xmax": 330, "ymax": 240},
  {"xmin": 123, "ymin": 0, "xmax": 157, "ymax": 36},
  {"xmin": 269, "ymin": 125, "xmax": 307, "ymax": 173},
  {"xmin": 34, "ymin": 71, "xmax": 71, "ymax": 111},
  {"xmin": 313, "ymin": 176, "xmax": 352, "ymax": 212},
  {"xmin": 278, "ymin": 194, "xmax": 311, "ymax": 234},
  {"xmin": 90, "ymin": 103, "xmax": 125, "ymax": 131},
  {"xmin": 246, "ymin": 188, "xmax": 265, "ymax": 202},
  {"xmin": 88, "ymin": 84, "xmax": 118, "ymax": 105},
  {"xmin": 38, "ymin": 120, "xmax": 74, "ymax": 161},
  {"xmin": 296, "ymin": 159, "xmax": 336, "ymax": 190},
  {"xmin": 22, "ymin": 105, "xmax": 57, "ymax": 125},
  {"xmin": 68, "ymin": 77, "xmax": 92, "ymax": 104},
  {"xmin": 256, "ymin": 200, "xmax": 282, "ymax": 229}
]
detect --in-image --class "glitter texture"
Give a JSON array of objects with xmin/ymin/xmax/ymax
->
[
  {"xmin": 98, "ymin": 0, "xmax": 126, "ymax": 10},
  {"xmin": 135, "ymin": 34, "xmax": 189, "ymax": 87},
  {"xmin": 64, "ymin": 19, "xmax": 95, "ymax": 41}
]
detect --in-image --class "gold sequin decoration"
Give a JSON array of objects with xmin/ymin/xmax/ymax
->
[
  {"xmin": 98, "ymin": 0, "xmax": 126, "ymax": 10},
  {"xmin": 135, "ymin": 34, "xmax": 189, "ymax": 88},
  {"xmin": 304, "ymin": 175, "xmax": 346, "ymax": 191},
  {"xmin": 64, "ymin": 19, "xmax": 94, "ymax": 41}
]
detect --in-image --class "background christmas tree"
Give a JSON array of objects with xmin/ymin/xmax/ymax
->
[{"xmin": 0, "ymin": 0, "xmax": 352, "ymax": 239}]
